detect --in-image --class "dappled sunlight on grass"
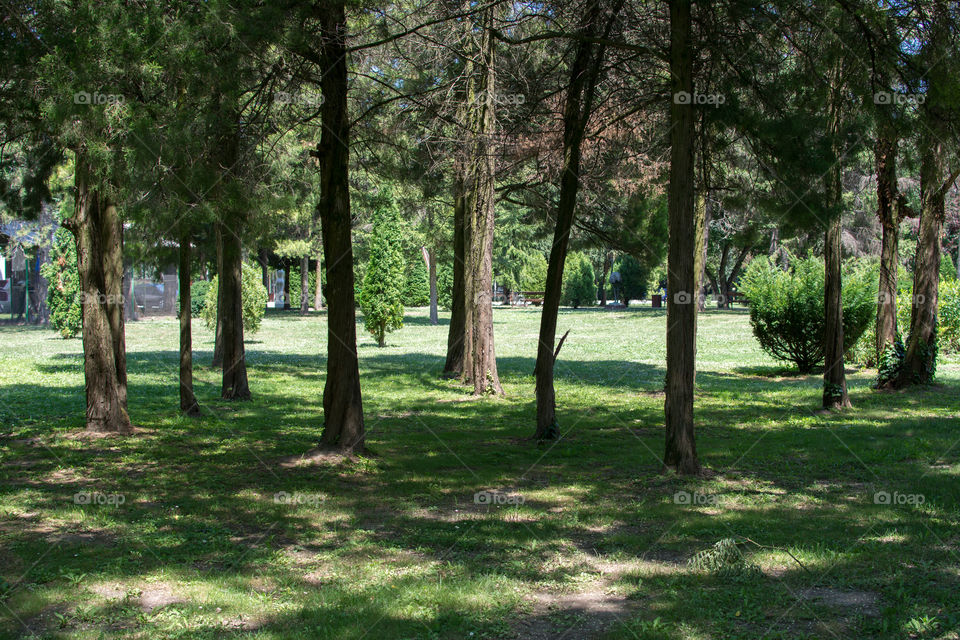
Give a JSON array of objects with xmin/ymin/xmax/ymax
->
[{"xmin": 1, "ymin": 308, "xmax": 959, "ymax": 638}]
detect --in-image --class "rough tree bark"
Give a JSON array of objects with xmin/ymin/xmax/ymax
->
[
  {"xmin": 65, "ymin": 156, "xmax": 131, "ymax": 434},
  {"xmin": 179, "ymin": 232, "xmax": 200, "ymax": 416},
  {"xmin": 443, "ymin": 163, "xmax": 468, "ymax": 377},
  {"xmin": 212, "ymin": 223, "xmax": 224, "ymax": 368},
  {"xmin": 822, "ymin": 63, "xmax": 851, "ymax": 410},
  {"xmin": 874, "ymin": 133, "xmax": 905, "ymax": 363},
  {"xmin": 315, "ymin": 1, "xmax": 365, "ymax": 451},
  {"xmin": 534, "ymin": 0, "xmax": 611, "ymax": 439},
  {"xmin": 219, "ymin": 224, "xmax": 250, "ymax": 400},
  {"xmin": 461, "ymin": 7, "xmax": 503, "ymax": 396},
  {"xmin": 663, "ymin": 0, "xmax": 700, "ymax": 474},
  {"xmin": 895, "ymin": 136, "xmax": 958, "ymax": 387}
]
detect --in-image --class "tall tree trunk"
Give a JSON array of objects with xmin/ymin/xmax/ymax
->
[
  {"xmin": 219, "ymin": 225, "xmax": 250, "ymax": 400},
  {"xmin": 314, "ymin": 249, "xmax": 324, "ymax": 310},
  {"xmin": 534, "ymin": 0, "xmax": 610, "ymax": 439},
  {"xmin": 428, "ymin": 246, "xmax": 438, "ymax": 325},
  {"xmin": 259, "ymin": 248, "xmax": 269, "ymax": 289},
  {"xmin": 300, "ymin": 255, "xmax": 310, "ymax": 314},
  {"xmin": 315, "ymin": 1, "xmax": 365, "ymax": 451},
  {"xmin": 461, "ymin": 8, "xmax": 502, "ymax": 396},
  {"xmin": 212, "ymin": 223, "xmax": 224, "ymax": 367},
  {"xmin": 822, "ymin": 64, "xmax": 850, "ymax": 410},
  {"xmin": 875, "ymin": 134, "xmax": 902, "ymax": 363},
  {"xmin": 895, "ymin": 138, "xmax": 954, "ymax": 387},
  {"xmin": 663, "ymin": 0, "xmax": 700, "ymax": 474},
  {"xmin": 694, "ymin": 189, "xmax": 709, "ymax": 312},
  {"xmin": 443, "ymin": 164, "xmax": 468, "ymax": 377},
  {"xmin": 65, "ymin": 156, "xmax": 131, "ymax": 434},
  {"xmin": 179, "ymin": 232, "xmax": 200, "ymax": 416}
]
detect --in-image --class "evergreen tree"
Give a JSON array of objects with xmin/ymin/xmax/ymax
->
[{"xmin": 360, "ymin": 191, "xmax": 407, "ymax": 347}]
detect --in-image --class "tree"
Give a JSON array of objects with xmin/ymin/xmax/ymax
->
[
  {"xmin": 360, "ymin": 190, "xmax": 407, "ymax": 347},
  {"xmin": 663, "ymin": 0, "xmax": 700, "ymax": 474}
]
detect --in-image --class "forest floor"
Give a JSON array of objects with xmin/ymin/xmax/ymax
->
[{"xmin": 1, "ymin": 306, "xmax": 959, "ymax": 639}]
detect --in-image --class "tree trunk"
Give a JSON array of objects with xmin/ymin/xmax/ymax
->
[
  {"xmin": 461, "ymin": 8, "xmax": 502, "ymax": 396},
  {"xmin": 534, "ymin": 0, "xmax": 609, "ymax": 439},
  {"xmin": 428, "ymin": 246, "xmax": 438, "ymax": 325},
  {"xmin": 219, "ymin": 224, "xmax": 250, "ymax": 400},
  {"xmin": 822, "ymin": 61, "xmax": 850, "ymax": 410},
  {"xmin": 259, "ymin": 248, "xmax": 269, "ymax": 289},
  {"xmin": 314, "ymin": 249, "xmax": 324, "ymax": 310},
  {"xmin": 212, "ymin": 223, "xmax": 224, "ymax": 367},
  {"xmin": 875, "ymin": 134, "xmax": 901, "ymax": 363},
  {"xmin": 179, "ymin": 232, "xmax": 200, "ymax": 416},
  {"xmin": 896, "ymin": 138, "xmax": 950, "ymax": 387},
  {"xmin": 300, "ymin": 255, "xmax": 310, "ymax": 314},
  {"xmin": 695, "ymin": 190, "xmax": 710, "ymax": 312},
  {"xmin": 315, "ymin": 1, "xmax": 365, "ymax": 452},
  {"xmin": 65, "ymin": 156, "xmax": 131, "ymax": 434},
  {"xmin": 663, "ymin": 0, "xmax": 700, "ymax": 475},
  {"xmin": 443, "ymin": 167, "xmax": 467, "ymax": 377}
]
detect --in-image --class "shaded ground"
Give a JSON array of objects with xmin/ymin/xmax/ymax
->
[{"xmin": 1, "ymin": 307, "xmax": 959, "ymax": 639}]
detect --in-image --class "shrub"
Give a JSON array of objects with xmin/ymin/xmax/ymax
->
[
  {"xmin": 359, "ymin": 190, "xmax": 406, "ymax": 346},
  {"xmin": 897, "ymin": 278, "xmax": 960, "ymax": 355},
  {"xmin": 613, "ymin": 254, "xmax": 649, "ymax": 306},
  {"xmin": 437, "ymin": 262, "xmax": 453, "ymax": 310},
  {"xmin": 40, "ymin": 228, "xmax": 82, "ymax": 338},
  {"xmin": 562, "ymin": 252, "xmax": 596, "ymax": 308},
  {"xmin": 739, "ymin": 254, "xmax": 875, "ymax": 373},
  {"xmin": 201, "ymin": 262, "xmax": 267, "ymax": 336},
  {"xmin": 402, "ymin": 257, "xmax": 430, "ymax": 307},
  {"xmin": 499, "ymin": 247, "xmax": 547, "ymax": 295},
  {"xmin": 177, "ymin": 279, "xmax": 212, "ymax": 318}
]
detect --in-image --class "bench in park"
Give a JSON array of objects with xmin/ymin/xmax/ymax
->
[{"xmin": 520, "ymin": 291, "xmax": 545, "ymax": 306}]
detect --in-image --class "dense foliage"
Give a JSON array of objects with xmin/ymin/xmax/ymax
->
[
  {"xmin": 740, "ymin": 255, "xmax": 876, "ymax": 372},
  {"xmin": 613, "ymin": 254, "xmax": 649, "ymax": 305},
  {"xmin": 402, "ymin": 258, "xmax": 430, "ymax": 307},
  {"xmin": 39, "ymin": 228, "xmax": 82, "ymax": 338},
  {"xmin": 359, "ymin": 192, "xmax": 406, "ymax": 346},
  {"xmin": 561, "ymin": 252, "xmax": 596, "ymax": 308},
  {"xmin": 201, "ymin": 263, "xmax": 267, "ymax": 336}
]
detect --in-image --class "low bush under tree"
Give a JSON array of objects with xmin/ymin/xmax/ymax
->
[
  {"xmin": 739, "ymin": 254, "xmax": 875, "ymax": 373},
  {"xmin": 201, "ymin": 262, "xmax": 267, "ymax": 336},
  {"xmin": 561, "ymin": 252, "xmax": 596, "ymax": 309}
]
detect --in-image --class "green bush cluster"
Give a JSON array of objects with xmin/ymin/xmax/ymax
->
[
  {"xmin": 359, "ymin": 190, "xmax": 406, "ymax": 346},
  {"xmin": 562, "ymin": 252, "xmax": 596, "ymax": 308},
  {"xmin": 40, "ymin": 228, "xmax": 82, "ymax": 338},
  {"xmin": 201, "ymin": 262, "xmax": 267, "ymax": 335},
  {"xmin": 739, "ymin": 254, "xmax": 875, "ymax": 373},
  {"xmin": 612, "ymin": 254, "xmax": 649, "ymax": 305},
  {"xmin": 402, "ymin": 258, "xmax": 430, "ymax": 307},
  {"xmin": 288, "ymin": 265, "xmax": 318, "ymax": 309}
]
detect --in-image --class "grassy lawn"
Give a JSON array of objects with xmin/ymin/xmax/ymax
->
[{"xmin": 1, "ymin": 306, "xmax": 959, "ymax": 639}]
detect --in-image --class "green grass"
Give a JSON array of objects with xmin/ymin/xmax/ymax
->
[{"xmin": 1, "ymin": 306, "xmax": 959, "ymax": 639}]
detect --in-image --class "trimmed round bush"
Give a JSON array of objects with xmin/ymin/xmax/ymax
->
[
  {"xmin": 201, "ymin": 262, "xmax": 268, "ymax": 336},
  {"xmin": 562, "ymin": 252, "xmax": 596, "ymax": 308},
  {"xmin": 739, "ymin": 254, "xmax": 875, "ymax": 373}
]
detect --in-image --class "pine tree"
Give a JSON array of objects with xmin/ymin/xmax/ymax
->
[{"xmin": 360, "ymin": 190, "xmax": 407, "ymax": 347}]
